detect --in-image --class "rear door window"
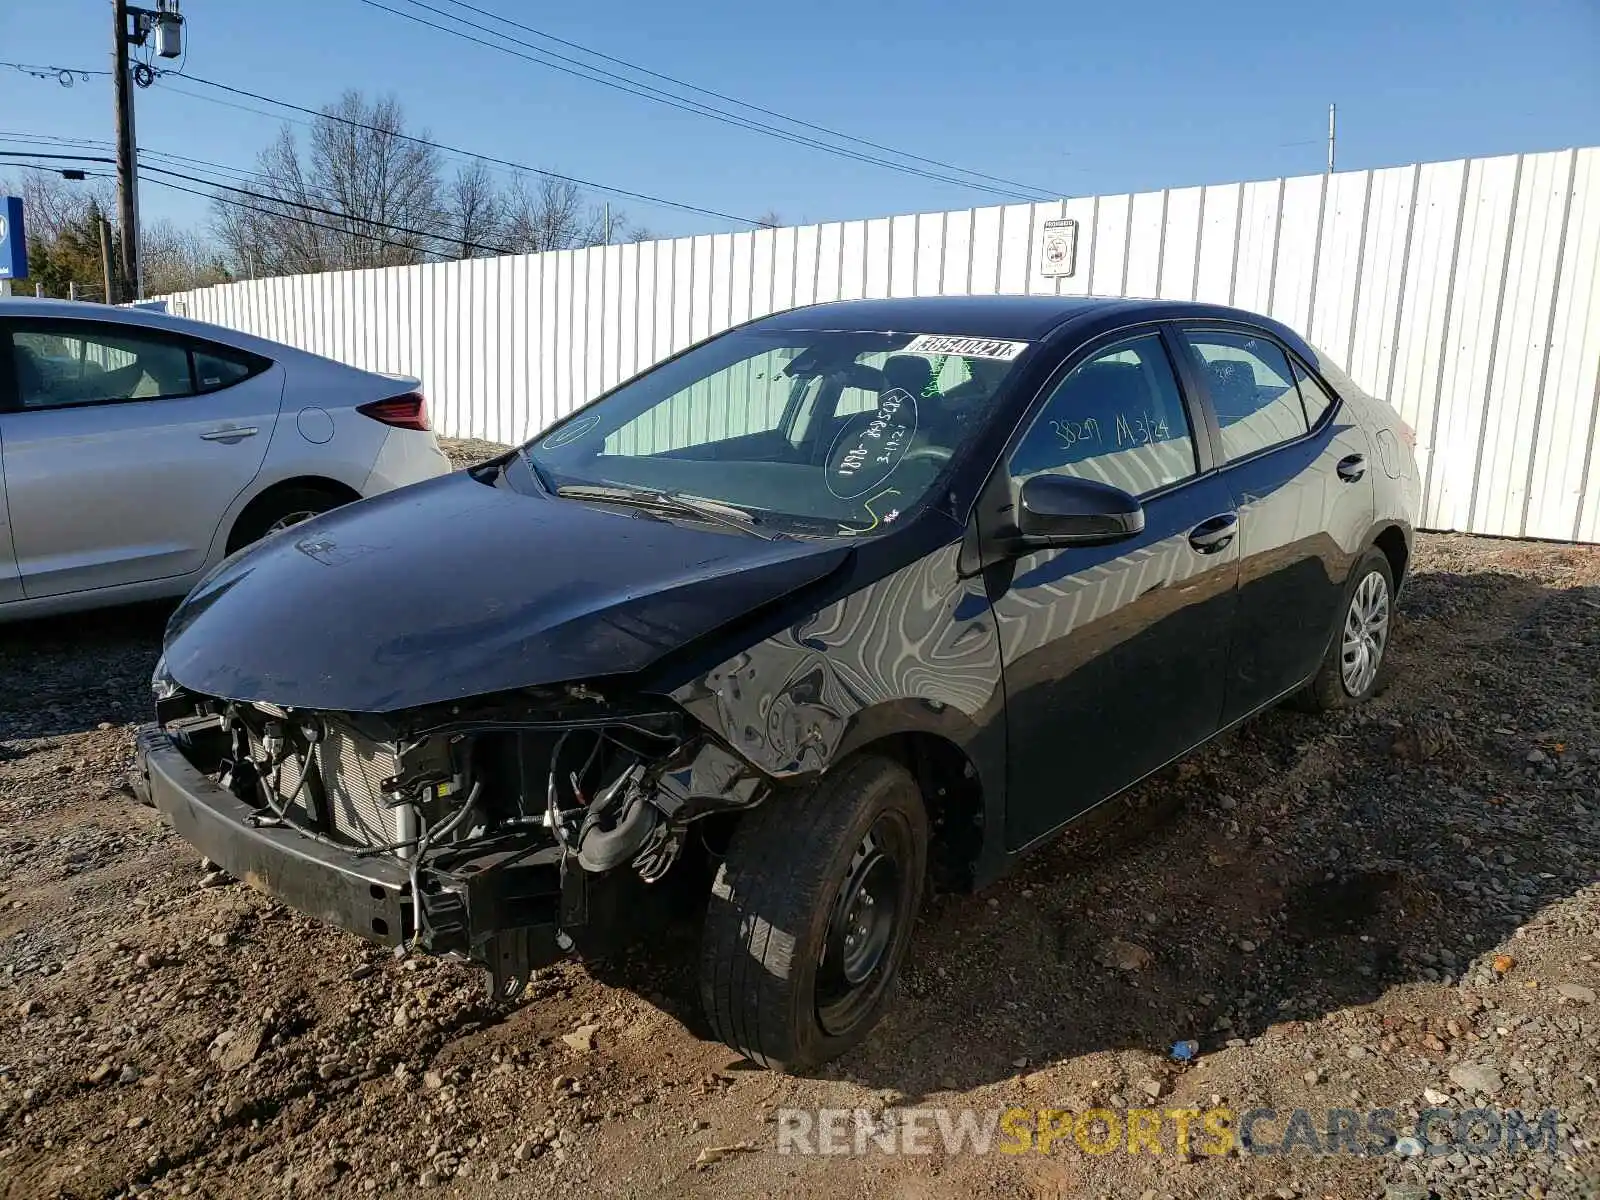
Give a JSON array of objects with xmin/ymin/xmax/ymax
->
[
  {"xmin": 5, "ymin": 322, "xmax": 270, "ymax": 410},
  {"xmin": 1291, "ymin": 360, "xmax": 1337, "ymax": 427},
  {"xmin": 192, "ymin": 346, "xmax": 268, "ymax": 393},
  {"xmin": 1179, "ymin": 328, "xmax": 1309, "ymax": 462},
  {"xmin": 10, "ymin": 324, "xmax": 194, "ymax": 409}
]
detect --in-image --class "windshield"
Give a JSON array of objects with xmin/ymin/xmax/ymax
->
[{"xmin": 520, "ymin": 329, "xmax": 1027, "ymax": 536}]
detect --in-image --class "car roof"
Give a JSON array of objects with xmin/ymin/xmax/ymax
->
[
  {"xmin": 0, "ymin": 297, "xmax": 405, "ymax": 378},
  {"xmin": 752, "ymin": 295, "xmax": 1308, "ymax": 348},
  {"xmin": 0, "ymin": 297, "xmax": 223, "ymax": 336}
]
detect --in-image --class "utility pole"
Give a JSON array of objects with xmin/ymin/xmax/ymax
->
[
  {"xmin": 113, "ymin": 0, "xmax": 138, "ymax": 302},
  {"xmin": 112, "ymin": 0, "xmax": 185, "ymax": 303},
  {"xmin": 603, "ymin": 202, "xmax": 612, "ymax": 246},
  {"xmin": 1327, "ymin": 102, "xmax": 1337, "ymax": 174},
  {"xmin": 99, "ymin": 216, "xmax": 116, "ymax": 303}
]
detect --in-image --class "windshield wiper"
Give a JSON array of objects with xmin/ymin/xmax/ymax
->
[
  {"xmin": 514, "ymin": 445, "xmax": 556, "ymax": 494},
  {"xmin": 555, "ymin": 485, "xmax": 782, "ymax": 539}
]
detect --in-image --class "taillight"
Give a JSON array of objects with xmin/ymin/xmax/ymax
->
[
  {"xmin": 1396, "ymin": 420, "xmax": 1416, "ymax": 449},
  {"xmin": 357, "ymin": 391, "xmax": 431, "ymax": 431}
]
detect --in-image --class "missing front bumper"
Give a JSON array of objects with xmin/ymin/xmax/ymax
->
[{"xmin": 135, "ymin": 724, "xmax": 568, "ymax": 993}]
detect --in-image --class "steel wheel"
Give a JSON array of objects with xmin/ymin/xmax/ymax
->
[
  {"xmin": 815, "ymin": 818, "xmax": 908, "ymax": 1036},
  {"xmin": 1340, "ymin": 569, "xmax": 1390, "ymax": 696},
  {"xmin": 700, "ymin": 754, "xmax": 928, "ymax": 1071}
]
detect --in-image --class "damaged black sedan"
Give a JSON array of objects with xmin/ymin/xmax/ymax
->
[{"xmin": 137, "ymin": 296, "xmax": 1419, "ymax": 1070}]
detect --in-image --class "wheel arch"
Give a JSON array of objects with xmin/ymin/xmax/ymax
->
[
  {"xmin": 225, "ymin": 475, "xmax": 362, "ymax": 554},
  {"xmin": 1372, "ymin": 522, "xmax": 1411, "ymax": 593},
  {"xmin": 821, "ymin": 707, "xmax": 995, "ymax": 894}
]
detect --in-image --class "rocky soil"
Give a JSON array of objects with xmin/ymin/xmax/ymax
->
[{"xmin": 0, "ymin": 440, "xmax": 1596, "ymax": 1199}]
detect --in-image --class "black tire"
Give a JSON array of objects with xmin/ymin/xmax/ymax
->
[
  {"xmin": 227, "ymin": 486, "xmax": 347, "ymax": 554},
  {"xmin": 1292, "ymin": 547, "xmax": 1396, "ymax": 712},
  {"xmin": 699, "ymin": 755, "xmax": 928, "ymax": 1072}
]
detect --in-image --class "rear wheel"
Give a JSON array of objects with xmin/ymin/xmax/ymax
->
[
  {"xmin": 699, "ymin": 755, "xmax": 927, "ymax": 1072},
  {"xmin": 226, "ymin": 485, "xmax": 348, "ymax": 554},
  {"xmin": 1294, "ymin": 548, "xmax": 1395, "ymax": 711}
]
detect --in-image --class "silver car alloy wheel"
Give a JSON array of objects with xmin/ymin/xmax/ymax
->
[{"xmin": 1340, "ymin": 570, "xmax": 1390, "ymax": 696}]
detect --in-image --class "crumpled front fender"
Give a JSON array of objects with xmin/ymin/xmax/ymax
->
[{"xmin": 668, "ymin": 543, "xmax": 1006, "ymax": 796}]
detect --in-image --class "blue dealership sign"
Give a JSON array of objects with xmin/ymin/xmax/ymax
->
[{"xmin": 0, "ymin": 196, "xmax": 28, "ymax": 279}]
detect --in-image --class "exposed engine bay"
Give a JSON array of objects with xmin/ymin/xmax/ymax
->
[{"xmin": 150, "ymin": 681, "xmax": 767, "ymax": 999}]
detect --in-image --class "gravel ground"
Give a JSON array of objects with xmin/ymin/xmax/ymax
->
[{"xmin": 0, "ymin": 439, "xmax": 1596, "ymax": 1200}]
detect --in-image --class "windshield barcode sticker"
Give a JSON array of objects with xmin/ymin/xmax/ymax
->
[{"xmin": 901, "ymin": 335, "xmax": 1029, "ymax": 361}]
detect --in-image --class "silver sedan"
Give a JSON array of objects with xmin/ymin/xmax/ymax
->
[{"xmin": 0, "ymin": 298, "xmax": 450, "ymax": 620}]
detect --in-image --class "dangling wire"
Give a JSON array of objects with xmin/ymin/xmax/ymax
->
[
  {"xmin": 404, "ymin": 781, "xmax": 481, "ymax": 954},
  {"xmin": 0, "ymin": 60, "xmax": 103, "ymax": 86}
]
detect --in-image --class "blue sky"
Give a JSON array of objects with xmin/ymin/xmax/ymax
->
[{"xmin": 2, "ymin": 0, "xmax": 1596, "ymax": 239}]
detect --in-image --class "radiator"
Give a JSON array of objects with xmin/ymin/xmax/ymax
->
[{"xmin": 251, "ymin": 723, "xmax": 415, "ymax": 854}]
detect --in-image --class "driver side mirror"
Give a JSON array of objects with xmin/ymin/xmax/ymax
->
[{"xmin": 1017, "ymin": 474, "xmax": 1145, "ymax": 547}]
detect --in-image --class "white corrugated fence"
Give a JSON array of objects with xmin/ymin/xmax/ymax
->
[{"xmin": 156, "ymin": 146, "xmax": 1600, "ymax": 542}]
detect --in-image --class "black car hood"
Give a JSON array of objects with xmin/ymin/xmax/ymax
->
[{"xmin": 163, "ymin": 470, "xmax": 853, "ymax": 712}]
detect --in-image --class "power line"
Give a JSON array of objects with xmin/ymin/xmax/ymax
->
[
  {"xmin": 0, "ymin": 150, "xmax": 118, "ymax": 165},
  {"xmin": 6, "ymin": 132, "xmax": 601, "ymax": 254},
  {"xmin": 0, "ymin": 161, "xmax": 113, "ymax": 177},
  {"xmin": 359, "ymin": 0, "xmax": 1055, "ymax": 202},
  {"xmin": 419, "ymin": 0, "xmax": 1064, "ymax": 197},
  {"xmin": 1, "ymin": 58, "xmax": 774, "ymax": 228},
  {"xmin": 153, "ymin": 79, "xmax": 318, "ymax": 129},
  {"xmin": 0, "ymin": 130, "xmax": 116, "ymax": 149},
  {"xmin": 0, "ymin": 60, "xmax": 110, "ymax": 84},
  {"xmin": 0, "ymin": 143, "xmax": 511, "ymax": 257},
  {"xmin": 170, "ymin": 73, "xmax": 771, "ymax": 227},
  {"xmin": 140, "ymin": 146, "xmax": 382, "ymax": 215},
  {"xmin": 143, "ymin": 173, "xmax": 467, "ymax": 259},
  {"xmin": 3, "ymin": 131, "xmax": 349, "ymax": 214},
  {"xmin": 148, "ymin": 84, "xmax": 617, "ymax": 220},
  {"xmin": 137, "ymin": 161, "xmax": 515, "ymax": 255}
]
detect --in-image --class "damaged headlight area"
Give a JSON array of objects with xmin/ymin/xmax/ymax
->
[{"xmin": 151, "ymin": 684, "xmax": 766, "ymax": 1000}]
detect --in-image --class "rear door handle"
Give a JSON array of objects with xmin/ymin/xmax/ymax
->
[
  {"xmin": 200, "ymin": 425, "xmax": 258, "ymax": 444},
  {"xmin": 1337, "ymin": 454, "xmax": 1366, "ymax": 482},
  {"xmin": 1188, "ymin": 512, "xmax": 1238, "ymax": 554}
]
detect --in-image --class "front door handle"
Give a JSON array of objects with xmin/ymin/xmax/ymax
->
[
  {"xmin": 1188, "ymin": 512, "xmax": 1238, "ymax": 554},
  {"xmin": 200, "ymin": 425, "xmax": 259, "ymax": 444},
  {"xmin": 1337, "ymin": 454, "xmax": 1366, "ymax": 482}
]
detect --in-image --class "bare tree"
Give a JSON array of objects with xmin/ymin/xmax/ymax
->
[
  {"xmin": 11, "ymin": 172, "xmax": 117, "ymax": 241},
  {"xmin": 142, "ymin": 219, "xmax": 231, "ymax": 295},
  {"xmin": 2, "ymin": 172, "xmax": 226, "ymax": 299},
  {"xmin": 442, "ymin": 159, "xmax": 504, "ymax": 258},
  {"xmin": 214, "ymin": 91, "xmax": 441, "ymax": 274},
  {"xmin": 755, "ymin": 209, "xmax": 783, "ymax": 229},
  {"xmin": 212, "ymin": 128, "xmax": 328, "ymax": 277},
  {"xmin": 502, "ymin": 176, "xmax": 607, "ymax": 253},
  {"xmin": 210, "ymin": 93, "xmax": 632, "ymax": 274}
]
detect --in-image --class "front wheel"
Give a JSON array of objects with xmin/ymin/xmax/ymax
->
[
  {"xmin": 1294, "ymin": 548, "xmax": 1395, "ymax": 711},
  {"xmin": 699, "ymin": 755, "xmax": 928, "ymax": 1072}
]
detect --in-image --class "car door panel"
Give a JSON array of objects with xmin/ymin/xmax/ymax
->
[
  {"xmin": 991, "ymin": 475, "xmax": 1239, "ymax": 849},
  {"xmin": 978, "ymin": 327, "xmax": 1240, "ymax": 850},
  {"xmin": 0, "ymin": 426, "xmax": 21, "ymax": 604},
  {"xmin": 0, "ymin": 318, "xmax": 284, "ymax": 598},
  {"xmin": 1214, "ymin": 417, "xmax": 1372, "ymax": 715},
  {"xmin": 1174, "ymin": 324, "xmax": 1376, "ymax": 721}
]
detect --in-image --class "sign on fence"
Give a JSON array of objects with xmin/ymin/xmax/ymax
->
[{"xmin": 1039, "ymin": 218, "xmax": 1078, "ymax": 278}]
